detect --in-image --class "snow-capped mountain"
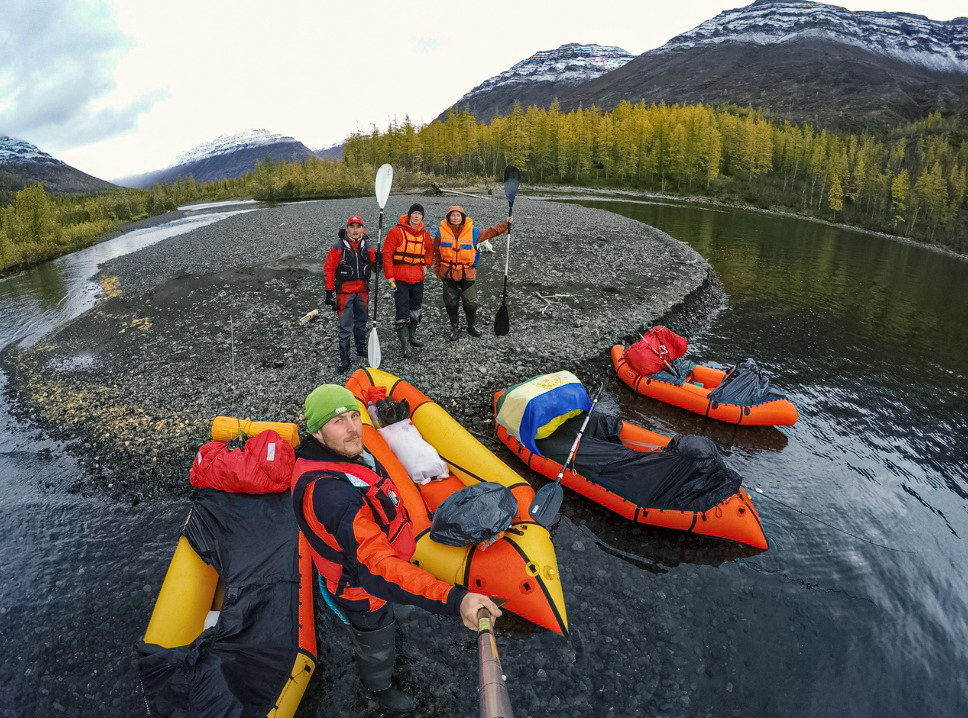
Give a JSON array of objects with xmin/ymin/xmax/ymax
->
[
  {"xmin": 0, "ymin": 136, "xmax": 66, "ymax": 167},
  {"xmin": 443, "ymin": 43, "xmax": 633, "ymax": 121},
  {"xmin": 1, "ymin": 135, "xmax": 116, "ymax": 194},
  {"xmin": 170, "ymin": 129, "xmax": 302, "ymax": 168},
  {"xmin": 530, "ymin": 0, "xmax": 968, "ymax": 135},
  {"xmin": 118, "ymin": 129, "xmax": 315, "ymax": 188},
  {"xmin": 456, "ymin": 43, "xmax": 633, "ymax": 104},
  {"xmin": 658, "ymin": 0, "xmax": 968, "ymax": 75}
]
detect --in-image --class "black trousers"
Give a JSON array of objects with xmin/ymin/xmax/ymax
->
[{"xmin": 393, "ymin": 280, "xmax": 424, "ymax": 327}]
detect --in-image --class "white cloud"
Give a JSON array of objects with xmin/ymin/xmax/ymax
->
[
  {"xmin": 5, "ymin": 0, "xmax": 967, "ymax": 181},
  {"xmin": 0, "ymin": 0, "xmax": 166, "ymax": 158}
]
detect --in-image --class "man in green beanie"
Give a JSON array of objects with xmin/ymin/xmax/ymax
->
[{"xmin": 291, "ymin": 384, "xmax": 501, "ymax": 714}]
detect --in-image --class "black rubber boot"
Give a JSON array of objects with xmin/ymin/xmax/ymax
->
[
  {"xmin": 337, "ymin": 344, "xmax": 351, "ymax": 373},
  {"xmin": 349, "ymin": 622, "xmax": 415, "ymax": 714},
  {"xmin": 407, "ymin": 311, "xmax": 423, "ymax": 347},
  {"xmin": 465, "ymin": 307, "xmax": 481, "ymax": 337},
  {"xmin": 447, "ymin": 312, "xmax": 461, "ymax": 341},
  {"xmin": 396, "ymin": 325, "xmax": 412, "ymax": 358}
]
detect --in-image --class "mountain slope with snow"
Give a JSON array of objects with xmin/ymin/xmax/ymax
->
[
  {"xmin": 544, "ymin": 1, "xmax": 968, "ymax": 134},
  {"xmin": 442, "ymin": 43, "xmax": 633, "ymax": 121},
  {"xmin": 116, "ymin": 129, "xmax": 315, "ymax": 188},
  {"xmin": 658, "ymin": 0, "xmax": 968, "ymax": 75},
  {"xmin": 1, "ymin": 136, "xmax": 116, "ymax": 195}
]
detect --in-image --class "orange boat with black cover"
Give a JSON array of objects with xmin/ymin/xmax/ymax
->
[
  {"xmin": 494, "ymin": 373, "xmax": 768, "ymax": 549},
  {"xmin": 345, "ymin": 367, "xmax": 569, "ymax": 635},
  {"xmin": 612, "ymin": 344, "xmax": 798, "ymax": 426}
]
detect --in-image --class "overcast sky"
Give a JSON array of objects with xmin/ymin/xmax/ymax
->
[{"xmin": 1, "ymin": 0, "xmax": 964, "ymax": 182}]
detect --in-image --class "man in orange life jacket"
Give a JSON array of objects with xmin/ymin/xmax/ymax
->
[
  {"xmin": 324, "ymin": 216, "xmax": 379, "ymax": 372},
  {"xmin": 291, "ymin": 384, "xmax": 501, "ymax": 713},
  {"xmin": 381, "ymin": 203, "xmax": 434, "ymax": 359},
  {"xmin": 433, "ymin": 205, "xmax": 510, "ymax": 340}
]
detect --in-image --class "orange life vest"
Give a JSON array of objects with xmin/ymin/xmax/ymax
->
[
  {"xmin": 392, "ymin": 222, "xmax": 427, "ymax": 266},
  {"xmin": 436, "ymin": 218, "xmax": 477, "ymax": 279}
]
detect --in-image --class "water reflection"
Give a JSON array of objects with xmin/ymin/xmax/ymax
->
[{"xmin": 0, "ymin": 207, "xmax": 259, "ymax": 349}]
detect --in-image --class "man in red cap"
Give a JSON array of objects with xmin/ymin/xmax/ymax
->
[
  {"xmin": 432, "ymin": 205, "xmax": 510, "ymax": 340},
  {"xmin": 324, "ymin": 215, "xmax": 380, "ymax": 372}
]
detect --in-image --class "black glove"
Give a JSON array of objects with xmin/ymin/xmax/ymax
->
[
  {"xmin": 325, "ymin": 289, "xmax": 337, "ymax": 312},
  {"xmin": 374, "ymin": 254, "xmax": 383, "ymax": 272}
]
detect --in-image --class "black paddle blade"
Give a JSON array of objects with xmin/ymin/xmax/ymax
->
[
  {"xmin": 529, "ymin": 481, "xmax": 564, "ymax": 527},
  {"xmin": 494, "ymin": 305, "xmax": 509, "ymax": 336},
  {"xmin": 503, "ymin": 165, "xmax": 520, "ymax": 203}
]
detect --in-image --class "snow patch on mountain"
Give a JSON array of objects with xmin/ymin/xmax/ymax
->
[
  {"xmin": 456, "ymin": 43, "xmax": 633, "ymax": 104},
  {"xmin": 0, "ymin": 136, "xmax": 65, "ymax": 166},
  {"xmin": 171, "ymin": 129, "xmax": 299, "ymax": 167},
  {"xmin": 655, "ymin": 0, "xmax": 968, "ymax": 75}
]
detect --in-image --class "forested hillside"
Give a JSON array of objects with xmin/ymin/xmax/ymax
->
[{"xmin": 343, "ymin": 103, "xmax": 968, "ymax": 253}]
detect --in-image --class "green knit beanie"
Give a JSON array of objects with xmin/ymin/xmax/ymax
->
[{"xmin": 304, "ymin": 384, "xmax": 357, "ymax": 434}]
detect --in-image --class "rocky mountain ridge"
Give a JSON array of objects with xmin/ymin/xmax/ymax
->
[
  {"xmin": 474, "ymin": 0, "xmax": 968, "ymax": 134},
  {"xmin": 445, "ymin": 43, "xmax": 633, "ymax": 121},
  {"xmin": 0, "ymin": 136, "xmax": 66, "ymax": 166},
  {"xmin": 116, "ymin": 129, "xmax": 316, "ymax": 188},
  {"xmin": 658, "ymin": 0, "xmax": 968, "ymax": 74},
  {"xmin": 1, "ymin": 135, "xmax": 116, "ymax": 195}
]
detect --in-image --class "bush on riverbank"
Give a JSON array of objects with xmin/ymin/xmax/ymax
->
[{"xmin": 0, "ymin": 160, "xmax": 439, "ymax": 274}]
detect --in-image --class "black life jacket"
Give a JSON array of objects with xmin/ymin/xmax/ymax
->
[{"xmin": 334, "ymin": 230, "xmax": 373, "ymax": 291}]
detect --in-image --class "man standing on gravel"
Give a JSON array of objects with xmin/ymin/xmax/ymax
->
[
  {"xmin": 433, "ymin": 205, "xmax": 510, "ymax": 340},
  {"xmin": 324, "ymin": 215, "xmax": 379, "ymax": 372},
  {"xmin": 291, "ymin": 384, "xmax": 502, "ymax": 713},
  {"xmin": 382, "ymin": 203, "xmax": 434, "ymax": 359}
]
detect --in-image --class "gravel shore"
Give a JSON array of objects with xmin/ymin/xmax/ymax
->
[{"xmin": 1, "ymin": 192, "xmax": 722, "ymax": 501}]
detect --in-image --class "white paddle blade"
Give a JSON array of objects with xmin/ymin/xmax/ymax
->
[
  {"xmin": 375, "ymin": 164, "xmax": 393, "ymax": 209},
  {"xmin": 367, "ymin": 327, "xmax": 382, "ymax": 368}
]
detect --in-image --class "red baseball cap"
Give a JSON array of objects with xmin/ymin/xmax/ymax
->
[{"xmin": 346, "ymin": 215, "xmax": 364, "ymax": 226}]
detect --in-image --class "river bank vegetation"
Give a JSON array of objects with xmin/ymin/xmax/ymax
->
[
  {"xmin": 2, "ymin": 101, "xmax": 965, "ymax": 274},
  {"xmin": 343, "ymin": 103, "xmax": 967, "ymax": 254}
]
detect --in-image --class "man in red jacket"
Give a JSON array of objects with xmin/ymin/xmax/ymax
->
[
  {"xmin": 323, "ymin": 216, "xmax": 378, "ymax": 372},
  {"xmin": 382, "ymin": 203, "xmax": 434, "ymax": 358},
  {"xmin": 291, "ymin": 384, "xmax": 501, "ymax": 713}
]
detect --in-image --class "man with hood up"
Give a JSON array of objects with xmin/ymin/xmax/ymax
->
[
  {"xmin": 381, "ymin": 203, "xmax": 434, "ymax": 358},
  {"xmin": 432, "ymin": 205, "xmax": 510, "ymax": 340},
  {"xmin": 323, "ymin": 215, "xmax": 379, "ymax": 372}
]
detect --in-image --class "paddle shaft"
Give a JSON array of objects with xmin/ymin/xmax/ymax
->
[
  {"xmin": 495, "ymin": 165, "xmax": 519, "ymax": 336},
  {"xmin": 367, "ymin": 164, "xmax": 392, "ymax": 367},
  {"xmin": 371, "ymin": 208, "xmax": 385, "ymax": 321},
  {"xmin": 529, "ymin": 382, "xmax": 605, "ymax": 525},
  {"xmin": 478, "ymin": 608, "xmax": 514, "ymax": 718},
  {"xmin": 553, "ymin": 382, "xmax": 604, "ymax": 486},
  {"xmin": 501, "ymin": 199, "xmax": 513, "ymax": 300}
]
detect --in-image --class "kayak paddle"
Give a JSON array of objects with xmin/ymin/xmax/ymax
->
[
  {"xmin": 494, "ymin": 165, "xmax": 519, "ymax": 336},
  {"xmin": 367, "ymin": 163, "xmax": 393, "ymax": 368},
  {"xmin": 478, "ymin": 604, "xmax": 515, "ymax": 718},
  {"xmin": 529, "ymin": 381, "xmax": 605, "ymax": 527}
]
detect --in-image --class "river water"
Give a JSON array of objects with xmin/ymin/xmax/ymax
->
[
  {"xmin": 0, "ymin": 197, "xmax": 965, "ymax": 717},
  {"xmin": 573, "ymin": 198, "xmax": 968, "ymax": 716}
]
